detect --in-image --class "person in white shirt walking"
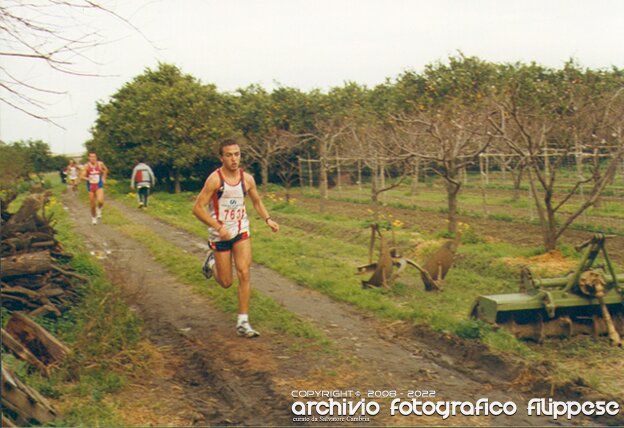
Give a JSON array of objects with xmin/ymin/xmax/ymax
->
[{"xmin": 131, "ymin": 158, "xmax": 156, "ymax": 208}]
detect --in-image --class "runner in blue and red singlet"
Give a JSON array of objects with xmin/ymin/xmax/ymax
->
[
  {"xmin": 80, "ymin": 152, "xmax": 109, "ymax": 225},
  {"xmin": 193, "ymin": 138, "xmax": 279, "ymax": 338}
]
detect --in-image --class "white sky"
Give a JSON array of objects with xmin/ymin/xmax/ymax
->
[{"xmin": 1, "ymin": 0, "xmax": 623, "ymax": 154}]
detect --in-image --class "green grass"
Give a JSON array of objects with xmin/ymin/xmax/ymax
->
[
  {"xmin": 99, "ymin": 201, "xmax": 335, "ymax": 353},
  {"xmin": 109, "ymin": 187, "xmax": 539, "ymax": 349},
  {"xmin": 298, "ymin": 182, "xmax": 624, "ymax": 235},
  {"xmin": 107, "ymin": 183, "xmax": 624, "ymax": 396}
]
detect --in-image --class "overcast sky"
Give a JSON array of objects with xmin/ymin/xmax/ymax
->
[{"xmin": 1, "ymin": 0, "xmax": 624, "ymax": 154}]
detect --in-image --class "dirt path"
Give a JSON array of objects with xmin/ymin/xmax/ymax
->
[
  {"xmin": 74, "ymin": 196, "xmax": 599, "ymax": 427},
  {"xmin": 62, "ymin": 193, "xmax": 307, "ymax": 425}
]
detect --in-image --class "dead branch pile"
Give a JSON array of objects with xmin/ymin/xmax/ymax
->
[{"xmin": 1, "ymin": 192, "xmax": 88, "ymax": 317}]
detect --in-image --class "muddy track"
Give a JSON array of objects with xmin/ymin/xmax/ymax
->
[
  {"xmin": 62, "ymin": 193, "xmax": 294, "ymax": 426},
  {"xmin": 94, "ymin": 197, "xmax": 606, "ymax": 426}
]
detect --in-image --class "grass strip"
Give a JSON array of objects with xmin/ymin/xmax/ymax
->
[{"xmin": 99, "ymin": 202, "xmax": 335, "ymax": 353}]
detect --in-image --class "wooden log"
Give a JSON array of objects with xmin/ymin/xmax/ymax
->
[
  {"xmin": 2, "ymin": 413, "xmax": 17, "ymax": 427},
  {"xmin": 1, "ymin": 366, "xmax": 58, "ymax": 425},
  {"xmin": 50, "ymin": 264, "xmax": 90, "ymax": 282},
  {"xmin": 1, "ymin": 328, "xmax": 49, "ymax": 375},
  {"xmin": 28, "ymin": 304, "xmax": 61, "ymax": 318},
  {"xmin": 0, "ymin": 293, "xmax": 39, "ymax": 309},
  {"xmin": 0, "ymin": 251, "xmax": 52, "ymax": 279},
  {"xmin": 5, "ymin": 313, "xmax": 70, "ymax": 365},
  {"xmin": 5, "ymin": 194, "xmax": 46, "ymax": 229},
  {"xmin": 1, "ymin": 285, "xmax": 41, "ymax": 300}
]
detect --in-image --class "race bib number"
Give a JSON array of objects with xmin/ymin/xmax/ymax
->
[
  {"xmin": 89, "ymin": 174, "xmax": 100, "ymax": 184},
  {"xmin": 223, "ymin": 208, "xmax": 245, "ymax": 221}
]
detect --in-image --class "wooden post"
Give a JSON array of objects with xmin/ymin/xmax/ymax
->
[
  {"xmin": 307, "ymin": 158, "xmax": 313, "ymax": 191},
  {"xmin": 411, "ymin": 158, "xmax": 420, "ymax": 196},
  {"xmin": 336, "ymin": 151, "xmax": 342, "ymax": 193},
  {"xmin": 528, "ymin": 183, "xmax": 534, "ymax": 221},
  {"xmin": 357, "ymin": 159, "xmax": 362, "ymax": 192},
  {"xmin": 479, "ymin": 156, "xmax": 488, "ymax": 216},
  {"xmin": 575, "ymin": 136, "xmax": 587, "ymax": 221},
  {"xmin": 380, "ymin": 159, "xmax": 386, "ymax": 189},
  {"xmin": 298, "ymin": 157, "xmax": 304, "ymax": 189}
]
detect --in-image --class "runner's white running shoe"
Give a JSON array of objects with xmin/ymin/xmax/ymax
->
[
  {"xmin": 202, "ymin": 251, "xmax": 215, "ymax": 279},
  {"xmin": 236, "ymin": 321, "xmax": 260, "ymax": 338},
  {"xmin": 96, "ymin": 207, "xmax": 102, "ymax": 219},
  {"xmin": 91, "ymin": 217, "xmax": 97, "ymax": 225}
]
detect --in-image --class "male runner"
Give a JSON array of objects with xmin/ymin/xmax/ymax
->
[
  {"xmin": 65, "ymin": 160, "xmax": 79, "ymax": 192},
  {"xmin": 193, "ymin": 139, "xmax": 279, "ymax": 338},
  {"xmin": 81, "ymin": 152, "xmax": 108, "ymax": 225}
]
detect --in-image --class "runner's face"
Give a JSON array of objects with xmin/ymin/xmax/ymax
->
[
  {"xmin": 88, "ymin": 153, "xmax": 97, "ymax": 164},
  {"xmin": 220, "ymin": 145, "xmax": 241, "ymax": 171}
]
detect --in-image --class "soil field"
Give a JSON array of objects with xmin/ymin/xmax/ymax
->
[{"xmin": 291, "ymin": 190, "xmax": 624, "ymax": 265}]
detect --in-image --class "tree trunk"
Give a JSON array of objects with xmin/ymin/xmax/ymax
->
[
  {"xmin": 174, "ymin": 169, "xmax": 181, "ymax": 194},
  {"xmin": 261, "ymin": 159, "xmax": 269, "ymax": 194},
  {"xmin": 446, "ymin": 180, "xmax": 460, "ymax": 234},
  {"xmin": 512, "ymin": 167, "xmax": 523, "ymax": 201},
  {"xmin": 371, "ymin": 168, "xmax": 380, "ymax": 221},
  {"xmin": 411, "ymin": 159, "xmax": 419, "ymax": 196}
]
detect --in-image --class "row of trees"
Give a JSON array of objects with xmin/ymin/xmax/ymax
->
[
  {"xmin": 0, "ymin": 140, "xmax": 68, "ymax": 190},
  {"xmin": 88, "ymin": 56, "xmax": 624, "ymax": 250}
]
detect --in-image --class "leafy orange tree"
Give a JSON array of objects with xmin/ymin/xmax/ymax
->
[{"xmin": 89, "ymin": 63, "xmax": 232, "ymax": 192}]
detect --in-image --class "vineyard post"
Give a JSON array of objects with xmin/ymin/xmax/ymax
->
[
  {"xmin": 357, "ymin": 159, "xmax": 362, "ymax": 193},
  {"xmin": 479, "ymin": 155, "xmax": 489, "ymax": 216},
  {"xmin": 307, "ymin": 158, "xmax": 313, "ymax": 191}
]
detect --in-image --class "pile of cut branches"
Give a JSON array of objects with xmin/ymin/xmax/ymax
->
[{"xmin": 1, "ymin": 191, "xmax": 87, "ymax": 317}]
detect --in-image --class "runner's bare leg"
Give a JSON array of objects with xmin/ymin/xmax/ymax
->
[
  {"xmin": 232, "ymin": 239, "xmax": 252, "ymax": 315},
  {"xmin": 88, "ymin": 191, "xmax": 97, "ymax": 217},
  {"xmin": 96, "ymin": 188, "xmax": 105, "ymax": 209},
  {"xmin": 213, "ymin": 250, "xmax": 233, "ymax": 288}
]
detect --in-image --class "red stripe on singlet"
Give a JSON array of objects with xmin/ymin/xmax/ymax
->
[{"xmin": 212, "ymin": 190, "xmax": 220, "ymax": 222}]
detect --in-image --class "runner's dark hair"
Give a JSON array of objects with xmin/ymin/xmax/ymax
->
[{"xmin": 219, "ymin": 138, "xmax": 241, "ymax": 155}]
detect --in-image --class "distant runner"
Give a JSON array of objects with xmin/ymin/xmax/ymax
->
[
  {"xmin": 81, "ymin": 152, "xmax": 108, "ymax": 225},
  {"xmin": 65, "ymin": 159, "xmax": 79, "ymax": 193},
  {"xmin": 193, "ymin": 138, "xmax": 279, "ymax": 338},
  {"xmin": 131, "ymin": 158, "xmax": 156, "ymax": 208}
]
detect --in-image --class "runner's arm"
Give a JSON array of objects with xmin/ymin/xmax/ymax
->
[
  {"xmin": 246, "ymin": 174, "xmax": 279, "ymax": 233},
  {"xmin": 193, "ymin": 174, "xmax": 230, "ymax": 239},
  {"xmin": 130, "ymin": 166, "xmax": 137, "ymax": 189},
  {"xmin": 80, "ymin": 165, "xmax": 87, "ymax": 181}
]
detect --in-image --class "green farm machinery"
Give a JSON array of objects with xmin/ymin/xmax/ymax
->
[{"xmin": 470, "ymin": 234, "xmax": 624, "ymax": 346}]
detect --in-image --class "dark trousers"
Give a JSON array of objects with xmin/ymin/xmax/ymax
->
[{"xmin": 138, "ymin": 187, "xmax": 150, "ymax": 206}]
